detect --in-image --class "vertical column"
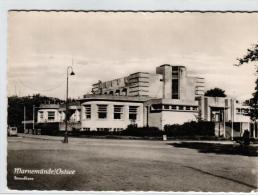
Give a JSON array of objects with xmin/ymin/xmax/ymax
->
[
  {"xmin": 24, "ymin": 106, "xmax": 26, "ymax": 132},
  {"xmin": 137, "ymin": 104, "xmax": 144, "ymax": 127},
  {"xmin": 125, "ymin": 105, "xmax": 129, "ymax": 125},
  {"xmin": 107, "ymin": 103, "xmax": 113, "ymax": 120},
  {"xmin": 92, "ymin": 104, "xmax": 97, "ymax": 121},
  {"xmin": 204, "ymin": 97, "xmax": 209, "ymax": 120},
  {"xmin": 162, "ymin": 65, "xmax": 172, "ymax": 99},
  {"xmin": 179, "ymin": 66, "xmax": 187, "ymax": 100},
  {"xmin": 231, "ymin": 99, "xmax": 234, "ymax": 140}
]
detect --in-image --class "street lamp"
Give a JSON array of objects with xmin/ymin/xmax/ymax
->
[{"xmin": 63, "ymin": 66, "xmax": 75, "ymax": 143}]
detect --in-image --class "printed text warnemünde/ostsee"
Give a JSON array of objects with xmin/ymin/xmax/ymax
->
[{"xmin": 14, "ymin": 168, "xmax": 76, "ymax": 175}]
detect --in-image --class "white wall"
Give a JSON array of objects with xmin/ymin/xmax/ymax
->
[
  {"xmin": 81, "ymin": 101, "xmax": 144, "ymax": 131},
  {"xmin": 148, "ymin": 112, "xmax": 162, "ymax": 129},
  {"xmin": 148, "ymin": 74, "xmax": 163, "ymax": 98},
  {"xmin": 148, "ymin": 110, "xmax": 198, "ymax": 130},
  {"xmin": 37, "ymin": 109, "xmax": 61, "ymax": 123},
  {"xmin": 162, "ymin": 111, "xmax": 198, "ymax": 128}
]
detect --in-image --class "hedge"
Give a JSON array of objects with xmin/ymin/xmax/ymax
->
[
  {"xmin": 122, "ymin": 125, "xmax": 162, "ymax": 137},
  {"xmin": 164, "ymin": 121, "xmax": 215, "ymax": 136}
]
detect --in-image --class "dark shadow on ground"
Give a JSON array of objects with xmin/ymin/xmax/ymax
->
[
  {"xmin": 168, "ymin": 142, "xmax": 258, "ymax": 157},
  {"xmin": 184, "ymin": 166, "xmax": 258, "ymax": 190}
]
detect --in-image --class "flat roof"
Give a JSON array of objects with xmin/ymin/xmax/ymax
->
[
  {"xmin": 80, "ymin": 94, "xmax": 151, "ymax": 103},
  {"xmin": 159, "ymin": 64, "xmax": 186, "ymax": 68},
  {"xmin": 39, "ymin": 104, "xmax": 60, "ymax": 109},
  {"xmin": 144, "ymin": 98, "xmax": 198, "ymax": 106}
]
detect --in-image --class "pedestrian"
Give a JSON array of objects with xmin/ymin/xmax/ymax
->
[{"xmin": 242, "ymin": 130, "xmax": 250, "ymax": 146}]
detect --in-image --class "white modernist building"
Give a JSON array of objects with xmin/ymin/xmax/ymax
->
[{"xmin": 37, "ymin": 64, "xmax": 257, "ymax": 138}]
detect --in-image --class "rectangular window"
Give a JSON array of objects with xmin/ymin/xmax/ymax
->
[
  {"xmin": 39, "ymin": 111, "xmax": 43, "ymax": 119},
  {"xmin": 114, "ymin": 105, "xmax": 123, "ymax": 119},
  {"xmin": 98, "ymin": 105, "xmax": 107, "ymax": 119},
  {"xmin": 129, "ymin": 106, "xmax": 138, "ymax": 120},
  {"xmin": 84, "ymin": 105, "xmax": 91, "ymax": 119},
  {"xmin": 172, "ymin": 79, "xmax": 179, "ymax": 99},
  {"xmin": 171, "ymin": 105, "xmax": 177, "ymax": 110},
  {"xmin": 164, "ymin": 105, "xmax": 170, "ymax": 109},
  {"xmin": 48, "ymin": 111, "xmax": 55, "ymax": 120},
  {"xmin": 178, "ymin": 106, "xmax": 184, "ymax": 110},
  {"xmin": 186, "ymin": 106, "xmax": 191, "ymax": 110},
  {"xmin": 152, "ymin": 104, "xmax": 162, "ymax": 110}
]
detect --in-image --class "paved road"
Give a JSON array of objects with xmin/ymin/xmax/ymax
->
[{"xmin": 7, "ymin": 135, "xmax": 258, "ymax": 192}]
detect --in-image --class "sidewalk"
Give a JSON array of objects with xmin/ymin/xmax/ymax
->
[
  {"xmin": 18, "ymin": 133, "xmax": 238, "ymax": 144},
  {"xmin": 18, "ymin": 133, "xmax": 63, "ymax": 141}
]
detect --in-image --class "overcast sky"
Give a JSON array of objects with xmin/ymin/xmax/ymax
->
[{"xmin": 8, "ymin": 11, "xmax": 258, "ymax": 100}]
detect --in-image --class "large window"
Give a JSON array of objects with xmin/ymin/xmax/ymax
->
[
  {"xmin": 172, "ymin": 67, "xmax": 179, "ymax": 99},
  {"xmin": 98, "ymin": 105, "xmax": 108, "ymax": 119},
  {"xmin": 171, "ymin": 105, "xmax": 177, "ymax": 110},
  {"xmin": 84, "ymin": 105, "xmax": 91, "ymax": 119},
  {"xmin": 164, "ymin": 105, "xmax": 170, "ymax": 109},
  {"xmin": 129, "ymin": 106, "xmax": 138, "ymax": 120},
  {"xmin": 47, "ymin": 111, "xmax": 55, "ymax": 120},
  {"xmin": 172, "ymin": 79, "xmax": 179, "ymax": 99},
  {"xmin": 114, "ymin": 105, "xmax": 123, "ymax": 119},
  {"xmin": 178, "ymin": 106, "xmax": 184, "ymax": 110},
  {"xmin": 152, "ymin": 104, "xmax": 162, "ymax": 110}
]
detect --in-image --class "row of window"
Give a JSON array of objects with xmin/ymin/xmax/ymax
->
[
  {"xmin": 103, "ymin": 88, "xmax": 127, "ymax": 96},
  {"xmin": 236, "ymin": 108, "xmax": 250, "ymax": 115},
  {"xmin": 84, "ymin": 105, "xmax": 138, "ymax": 120},
  {"xmin": 82, "ymin": 127, "xmax": 124, "ymax": 131},
  {"xmin": 151, "ymin": 104, "xmax": 198, "ymax": 111},
  {"xmin": 38, "ymin": 111, "xmax": 55, "ymax": 120}
]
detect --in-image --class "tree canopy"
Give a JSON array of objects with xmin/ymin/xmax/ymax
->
[
  {"xmin": 236, "ymin": 43, "xmax": 258, "ymax": 120},
  {"xmin": 204, "ymin": 88, "xmax": 226, "ymax": 97},
  {"xmin": 236, "ymin": 44, "xmax": 258, "ymax": 66},
  {"xmin": 8, "ymin": 94, "xmax": 64, "ymax": 132}
]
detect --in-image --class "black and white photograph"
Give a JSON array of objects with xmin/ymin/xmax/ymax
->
[{"xmin": 6, "ymin": 9, "xmax": 258, "ymax": 192}]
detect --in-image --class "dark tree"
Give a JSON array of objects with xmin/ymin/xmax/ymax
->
[
  {"xmin": 236, "ymin": 44, "xmax": 258, "ymax": 66},
  {"xmin": 8, "ymin": 94, "xmax": 64, "ymax": 132},
  {"xmin": 204, "ymin": 88, "xmax": 226, "ymax": 97},
  {"xmin": 236, "ymin": 44, "xmax": 258, "ymax": 121}
]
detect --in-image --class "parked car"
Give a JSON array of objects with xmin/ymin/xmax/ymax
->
[{"xmin": 8, "ymin": 126, "xmax": 18, "ymax": 136}]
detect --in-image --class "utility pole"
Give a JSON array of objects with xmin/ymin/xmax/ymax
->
[
  {"xmin": 231, "ymin": 99, "xmax": 234, "ymax": 140},
  {"xmin": 63, "ymin": 66, "xmax": 75, "ymax": 144},
  {"xmin": 32, "ymin": 105, "xmax": 35, "ymax": 130},
  {"xmin": 24, "ymin": 106, "xmax": 26, "ymax": 133},
  {"xmin": 223, "ymin": 106, "xmax": 226, "ymax": 138}
]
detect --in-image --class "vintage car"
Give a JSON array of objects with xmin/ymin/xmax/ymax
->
[{"xmin": 8, "ymin": 126, "xmax": 18, "ymax": 136}]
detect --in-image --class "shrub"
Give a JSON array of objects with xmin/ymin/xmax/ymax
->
[
  {"xmin": 36, "ymin": 123, "xmax": 59, "ymax": 135},
  {"xmin": 122, "ymin": 126, "xmax": 162, "ymax": 137},
  {"xmin": 164, "ymin": 121, "xmax": 215, "ymax": 137}
]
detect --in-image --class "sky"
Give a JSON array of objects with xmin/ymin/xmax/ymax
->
[{"xmin": 7, "ymin": 11, "xmax": 258, "ymax": 100}]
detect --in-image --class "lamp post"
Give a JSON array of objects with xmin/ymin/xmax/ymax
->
[{"xmin": 63, "ymin": 66, "xmax": 75, "ymax": 144}]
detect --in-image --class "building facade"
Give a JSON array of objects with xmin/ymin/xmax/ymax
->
[
  {"xmin": 80, "ymin": 95, "xmax": 148, "ymax": 131},
  {"xmin": 37, "ymin": 103, "xmax": 81, "ymax": 131},
  {"xmin": 91, "ymin": 64, "xmax": 205, "ymax": 99},
  {"xmin": 36, "ymin": 64, "xmax": 256, "ymax": 138}
]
